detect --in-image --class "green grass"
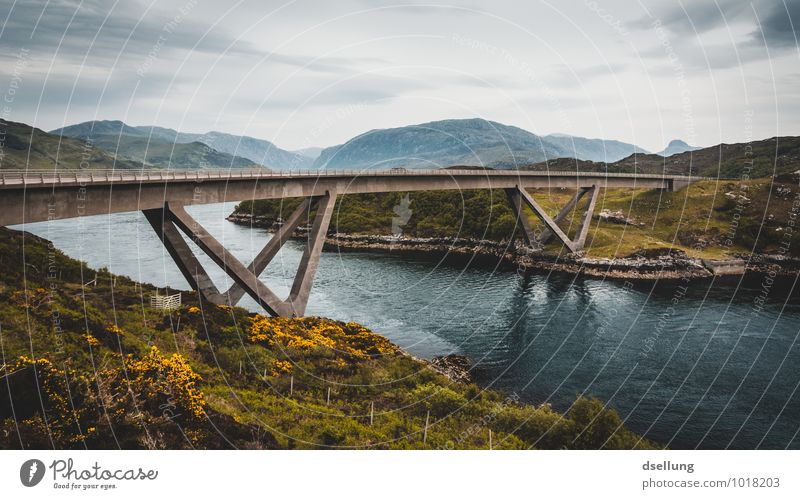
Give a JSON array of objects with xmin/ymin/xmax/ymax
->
[
  {"xmin": 233, "ymin": 176, "xmax": 800, "ymax": 259},
  {"xmin": 0, "ymin": 227, "xmax": 655, "ymax": 449}
]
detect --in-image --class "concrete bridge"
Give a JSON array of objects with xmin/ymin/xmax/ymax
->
[{"xmin": 0, "ymin": 168, "xmax": 699, "ymax": 317}]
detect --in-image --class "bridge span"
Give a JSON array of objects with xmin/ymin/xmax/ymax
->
[{"xmin": 0, "ymin": 168, "xmax": 699, "ymax": 317}]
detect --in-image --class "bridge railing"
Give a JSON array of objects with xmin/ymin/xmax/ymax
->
[{"xmin": 0, "ymin": 168, "xmax": 699, "ymax": 186}]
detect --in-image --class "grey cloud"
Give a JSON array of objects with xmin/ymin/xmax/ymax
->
[
  {"xmin": 751, "ymin": 0, "xmax": 800, "ymax": 49},
  {"xmin": 0, "ymin": 0, "xmax": 382, "ymax": 74},
  {"xmin": 546, "ymin": 63, "xmax": 629, "ymax": 87},
  {"xmin": 628, "ymin": 0, "xmax": 749, "ymax": 34},
  {"xmin": 0, "ymin": 0, "xmax": 260, "ymax": 62}
]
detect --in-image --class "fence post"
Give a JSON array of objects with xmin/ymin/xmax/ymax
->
[{"xmin": 423, "ymin": 410, "xmax": 430, "ymax": 444}]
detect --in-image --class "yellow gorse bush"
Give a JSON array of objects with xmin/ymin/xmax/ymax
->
[
  {"xmin": 270, "ymin": 360, "xmax": 293, "ymax": 376},
  {"xmin": 247, "ymin": 316, "xmax": 397, "ymax": 359},
  {"xmin": 105, "ymin": 324, "xmax": 124, "ymax": 336},
  {"xmin": 125, "ymin": 346, "xmax": 206, "ymax": 419}
]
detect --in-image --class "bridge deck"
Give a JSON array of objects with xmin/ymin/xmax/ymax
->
[
  {"xmin": 0, "ymin": 168, "xmax": 692, "ymax": 187},
  {"xmin": 0, "ymin": 168, "xmax": 700, "ymax": 227}
]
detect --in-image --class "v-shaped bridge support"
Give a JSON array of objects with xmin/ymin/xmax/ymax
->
[
  {"xmin": 506, "ymin": 185, "xmax": 599, "ymax": 254},
  {"xmin": 143, "ymin": 191, "xmax": 337, "ymax": 317}
]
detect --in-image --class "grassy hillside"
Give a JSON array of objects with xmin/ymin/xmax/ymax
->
[
  {"xmin": 233, "ymin": 174, "xmax": 800, "ymax": 259},
  {"xmin": 52, "ymin": 120, "xmax": 312, "ymax": 170},
  {"xmin": 86, "ymin": 134, "xmax": 260, "ymax": 170},
  {"xmin": 0, "ymin": 228, "xmax": 653, "ymax": 449},
  {"xmin": 0, "ymin": 119, "xmax": 141, "ymax": 170},
  {"xmin": 313, "ymin": 118, "xmax": 645, "ymax": 170},
  {"xmin": 523, "ymin": 136, "xmax": 800, "ymax": 178}
]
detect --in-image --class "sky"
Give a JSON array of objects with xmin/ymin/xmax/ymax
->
[{"xmin": 0, "ymin": 0, "xmax": 798, "ymax": 152}]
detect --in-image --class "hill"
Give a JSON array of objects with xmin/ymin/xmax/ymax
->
[
  {"xmin": 657, "ymin": 139, "xmax": 700, "ymax": 157},
  {"xmin": 0, "ymin": 119, "xmax": 142, "ymax": 170},
  {"xmin": 52, "ymin": 120, "xmax": 312, "ymax": 170},
  {"xmin": 522, "ymin": 136, "xmax": 800, "ymax": 178},
  {"xmin": 313, "ymin": 118, "xmax": 647, "ymax": 170},
  {"xmin": 85, "ymin": 134, "xmax": 261, "ymax": 170},
  {"xmin": 51, "ymin": 120, "xmax": 263, "ymax": 170},
  {"xmin": 0, "ymin": 227, "xmax": 654, "ymax": 449},
  {"xmin": 294, "ymin": 146, "xmax": 324, "ymax": 160},
  {"xmin": 231, "ymin": 172, "xmax": 800, "ymax": 260}
]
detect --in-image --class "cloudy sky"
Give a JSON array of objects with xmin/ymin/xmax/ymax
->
[{"xmin": 0, "ymin": 0, "xmax": 798, "ymax": 152}]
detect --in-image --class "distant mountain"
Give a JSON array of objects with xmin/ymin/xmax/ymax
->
[
  {"xmin": 313, "ymin": 118, "xmax": 647, "ymax": 170},
  {"xmin": 293, "ymin": 147, "xmax": 324, "ymax": 160},
  {"xmin": 543, "ymin": 133, "xmax": 648, "ymax": 163},
  {"xmin": 657, "ymin": 139, "xmax": 701, "ymax": 157},
  {"xmin": 0, "ymin": 119, "xmax": 140, "ymax": 170},
  {"xmin": 522, "ymin": 136, "xmax": 800, "ymax": 178},
  {"xmin": 51, "ymin": 121, "xmax": 312, "ymax": 170},
  {"xmin": 50, "ymin": 121, "xmax": 260, "ymax": 170}
]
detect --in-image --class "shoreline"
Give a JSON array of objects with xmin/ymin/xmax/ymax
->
[{"xmin": 226, "ymin": 214, "xmax": 800, "ymax": 281}]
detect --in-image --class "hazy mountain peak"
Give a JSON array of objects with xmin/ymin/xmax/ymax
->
[
  {"xmin": 52, "ymin": 120, "xmax": 312, "ymax": 170},
  {"xmin": 657, "ymin": 139, "xmax": 700, "ymax": 157},
  {"xmin": 314, "ymin": 118, "xmax": 647, "ymax": 170}
]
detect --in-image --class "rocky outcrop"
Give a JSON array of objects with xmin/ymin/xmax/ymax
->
[
  {"xmin": 595, "ymin": 209, "xmax": 643, "ymax": 226},
  {"xmin": 428, "ymin": 355, "xmax": 472, "ymax": 384},
  {"xmin": 227, "ymin": 213, "xmax": 800, "ymax": 281}
]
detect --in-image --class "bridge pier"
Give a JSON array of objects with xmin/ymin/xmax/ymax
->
[
  {"xmin": 144, "ymin": 190, "xmax": 337, "ymax": 317},
  {"xmin": 506, "ymin": 185, "xmax": 599, "ymax": 254}
]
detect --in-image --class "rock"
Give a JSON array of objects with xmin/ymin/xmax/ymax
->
[
  {"xmin": 429, "ymin": 354, "xmax": 472, "ymax": 384},
  {"xmin": 724, "ymin": 191, "xmax": 751, "ymax": 204},
  {"xmin": 595, "ymin": 209, "xmax": 643, "ymax": 226}
]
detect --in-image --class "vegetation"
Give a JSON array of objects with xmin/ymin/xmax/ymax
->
[
  {"xmin": 523, "ymin": 136, "xmax": 800, "ymax": 178},
  {"xmin": 233, "ymin": 174, "xmax": 800, "ymax": 259},
  {"xmin": 84, "ymin": 135, "xmax": 259, "ymax": 170},
  {"xmin": 0, "ymin": 227, "xmax": 655, "ymax": 449},
  {"xmin": 0, "ymin": 119, "xmax": 141, "ymax": 170}
]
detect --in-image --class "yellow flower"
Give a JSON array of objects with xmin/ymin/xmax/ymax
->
[
  {"xmin": 105, "ymin": 324, "xmax": 124, "ymax": 336},
  {"xmin": 269, "ymin": 360, "xmax": 293, "ymax": 376}
]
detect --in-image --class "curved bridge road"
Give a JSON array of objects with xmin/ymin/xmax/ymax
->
[{"xmin": 0, "ymin": 168, "xmax": 701, "ymax": 316}]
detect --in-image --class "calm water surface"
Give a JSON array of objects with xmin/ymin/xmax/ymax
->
[{"xmin": 17, "ymin": 203, "xmax": 800, "ymax": 449}]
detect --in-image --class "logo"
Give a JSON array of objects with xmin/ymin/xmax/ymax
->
[{"xmin": 20, "ymin": 459, "xmax": 45, "ymax": 487}]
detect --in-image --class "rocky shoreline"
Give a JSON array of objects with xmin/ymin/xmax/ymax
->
[{"xmin": 226, "ymin": 213, "xmax": 800, "ymax": 281}]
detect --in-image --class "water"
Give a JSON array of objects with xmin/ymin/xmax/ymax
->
[{"xmin": 16, "ymin": 203, "xmax": 800, "ymax": 449}]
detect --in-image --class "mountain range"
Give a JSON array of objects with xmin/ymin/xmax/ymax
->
[
  {"xmin": 313, "ymin": 118, "xmax": 648, "ymax": 170},
  {"xmin": 0, "ymin": 119, "xmax": 142, "ymax": 170},
  {"xmin": 50, "ymin": 120, "xmax": 310, "ymax": 170},
  {"xmin": 522, "ymin": 136, "xmax": 800, "ymax": 178},
  {"xmin": 5, "ymin": 117, "xmax": 794, "ymax": 178}
]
